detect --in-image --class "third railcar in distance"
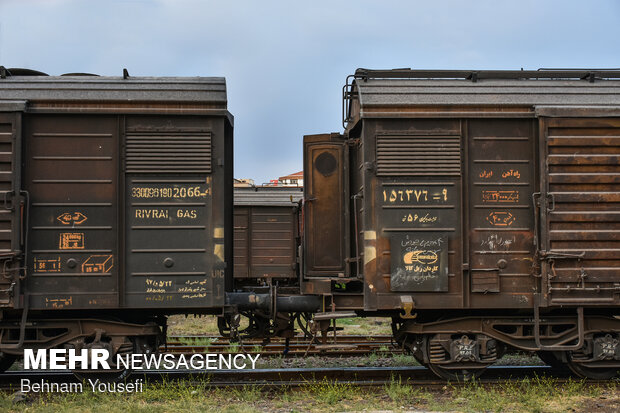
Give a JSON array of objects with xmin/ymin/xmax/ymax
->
[{"xmin": 290, "ymin": 69, "xmax": 620, "ymax": 379}]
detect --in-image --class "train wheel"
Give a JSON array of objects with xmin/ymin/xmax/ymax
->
[
  {"xmin": 424, "ymin": 335, "xmax": 486, "ymax": 381},
  {"xmin": 566, "ymin": 359, "xmax": 618, "ymax": 380},
  {"xmin": 426, "ymin": 360, "xmax": 485, "ymax": 381},
  {"xmin": 393, "ymin": 332, "xmax": 426, "ymax": 366},
  {"xmin": 0, "ymin": 352, "xmax": 16, "ymax": 372},
  {"xmin": 411, "ymin": 351, "xmax": 427, "ymax": 367},
  {"xmin": 565, "ymin": 334, "xmax": 620, "ymax": 379},
  {"xmin": 73, "ymin": 335, "xmax": 137, "ymax": 383}
]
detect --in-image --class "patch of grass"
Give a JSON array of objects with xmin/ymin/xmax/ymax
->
[
  {"xmin": 431, "ymin": 375, "xmax": 602, "ymax": 413},
  {"xmin": 384, "ymin": 376, "xmax": 418, "ymax": 404},
  {"xmin": 334, "ymin": 317, "xmax": 392, "ymax": 336},
  {"xmin": 227, "ymin": 385, "xmax": 262, "ymax": 402},
  {"xmin": 227, "ymin": 342, "xmax": 240, "ymax": 353},
  {"xmin": 178, "ymin": 337, "xmax": 214, "ymax": 348},
  {"xmin": 303, "ymin": 379, "xmax": 354, "ymax": 405},
  {"xmin": 392, "ymin": 353, "xmax": 420, "ymax": 366},
  {"xmin": 167, "ymin": 315, "xmax": 221, "ymax": 336},
  {"xmin": 0, "ymin": 377, "xmax": 615, "ymax": 413},
  {"xmin": 496, "ymin": 351, "xmax": 545, "ymax": 366},
  {"xmin": 0, "ymin": 379, "xmax": 221, "ymax": 413}
]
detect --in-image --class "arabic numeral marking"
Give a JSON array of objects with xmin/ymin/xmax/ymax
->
[{"xmin": 187, "ymin": 186, "xmax": 202, "ymax": 197}]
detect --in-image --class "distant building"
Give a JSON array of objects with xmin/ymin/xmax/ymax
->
[
  {"xmin": 276, "ymin": 171, "xmax": 303, "ymax": 187},
  {"xmin": 234, "ymin": 178, "xmax": 255, "ymax": 187}
]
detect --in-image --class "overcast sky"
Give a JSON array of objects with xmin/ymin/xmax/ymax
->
[{"xmin": 1, "ymin": 0, "xmax": 619, "ymax": 184}]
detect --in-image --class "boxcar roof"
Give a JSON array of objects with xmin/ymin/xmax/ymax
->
[
  {"xmin": 0, "ymin": 74, "xmax": 227, "ymax": 105},
  {"xmin": 346, "ymin": 69, "xmax": 620, "ymax": 125},
  {"xmin": 235, "ymin": 186, "xmax": 303, "ymax": 207},
  {"xmin": 353, "ymin": 78, "xmax": 620, "ymax": 107}
]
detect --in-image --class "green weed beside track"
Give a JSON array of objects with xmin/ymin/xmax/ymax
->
[{"xmin": 1, "ymin": 376, "xmax": 616, "ymax": 412}]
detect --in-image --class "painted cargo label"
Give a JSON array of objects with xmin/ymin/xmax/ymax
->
[
  {"xmin": 125, "ymin": 176, "xmax": 222, "ymax": 307},
  {"xmin": 390, "ymin": 233, "xmax": 449, "ymax": 292}
]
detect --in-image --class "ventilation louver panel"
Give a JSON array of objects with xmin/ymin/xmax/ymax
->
[
  {"xmin": 376, "ymin": 135, "xmax": 461, "ymax": 176},
  {"xmin": 125, "ymin": 131, "xmax": 211, "ymax": 173}
]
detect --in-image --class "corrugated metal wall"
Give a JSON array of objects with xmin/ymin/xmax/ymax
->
[{"xmin": 544, "ymin": 118, "xmax": 620, "ymax": 305}]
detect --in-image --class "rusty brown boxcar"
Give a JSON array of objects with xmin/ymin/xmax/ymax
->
[
  {"xmin": 301, "ymin": 69, "xmax": 620, "ymax": 379},
  {"xmin": 233, "ymin": 186, "xmax": 302, "ymax": 280},
  {"xmin": 0, "ymin": 68, "xmax": 233, "ymax": 370}
]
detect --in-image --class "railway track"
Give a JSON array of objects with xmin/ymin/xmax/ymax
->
[
  {"xmin": 164, "ymin": 334, "xmax": 401, "ymax": 357},
  {"xmin": 3, "ymin": 334, "xmax": 590, "ymax": 390},
  {"xmin": 0, "ymin": 365, "xmax": 584, "ymax": 390}
]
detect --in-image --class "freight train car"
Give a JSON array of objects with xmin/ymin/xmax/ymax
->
[
  {"xmin": 233, "ymin": 186, "xmax": 302, "ymax": 281},
  {"xmin": 3, "ymin": 67, "xmax": 620, "ymax": 381},
  {"xmin": 229, "ymin": 186, "xmax": 305, "ymax": 338},
  {"xmin": 0, "ymin": 68, "xmax": 233, "ymax": 370},
  {"xmin": 300, "ymin": 69, "xmax": 620, "ymax": 379}
]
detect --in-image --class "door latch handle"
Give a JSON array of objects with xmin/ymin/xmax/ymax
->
[{"xmin": 546, "ymin": 193, "xmax": 555, "ymax": 212}]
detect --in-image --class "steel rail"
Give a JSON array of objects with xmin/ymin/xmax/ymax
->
[{"xmin": 164, "ymin": 334, "xmax": 402, "ymax": 357}]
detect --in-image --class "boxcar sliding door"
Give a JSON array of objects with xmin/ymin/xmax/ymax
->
[{"xmin": 540, "ymin": 116, "xmax": 620, "ymax": 306}]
